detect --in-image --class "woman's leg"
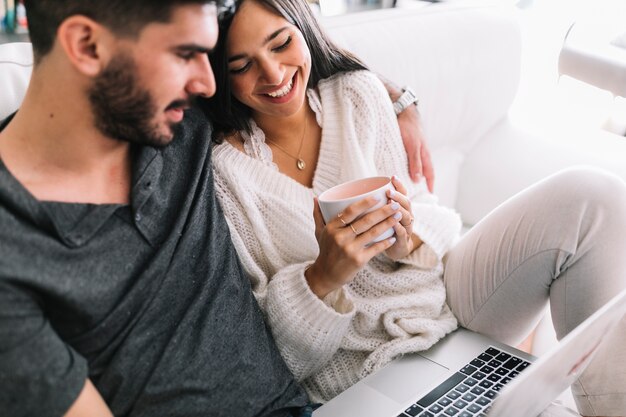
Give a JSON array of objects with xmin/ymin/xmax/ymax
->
[
  {"xmin": 443, "ymin": 167, "xmax": 626, "ymax": 416},
  {"xmin": 516, "ymin": 329, "xmax": 536, "ymax": 354}
]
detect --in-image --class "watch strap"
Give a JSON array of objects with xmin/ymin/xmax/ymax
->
[{"xmin": 393, "ymin": 86, "xmax": 419, "ymax": 115}]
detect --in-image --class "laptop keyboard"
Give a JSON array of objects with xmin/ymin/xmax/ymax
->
[{"xmin": 396, "ymin": 347, "xmax": 531, "ymax": 417}]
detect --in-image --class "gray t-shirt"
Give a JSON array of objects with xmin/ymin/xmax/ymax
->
[{"xmin": 0, "ymin": 109, "xmax": 308, "ymax": 417}]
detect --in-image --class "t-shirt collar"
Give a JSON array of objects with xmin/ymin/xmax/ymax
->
[{"xmin": 0, "ymin": 112, "xmax": 164, "ymax": 247}]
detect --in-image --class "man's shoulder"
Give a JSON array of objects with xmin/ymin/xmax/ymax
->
[
  {"xmin": 160, "ymin": 107, "xmax": 214, "ymax": 162},
  {"xmin": 178, "ymin": 107, "xmax": 213, "ymax": 145},
  {"xmin": 183, "ymin": 107, "xmax": 212, "ymax": 130}
]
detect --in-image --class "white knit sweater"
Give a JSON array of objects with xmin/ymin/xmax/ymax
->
[{"xmin": 212, "ymin": 71, "xmax": 461, "ymax": 402}]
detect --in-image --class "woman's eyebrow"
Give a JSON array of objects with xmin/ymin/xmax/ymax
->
[
  {"xmin": 263, "ymin": 26, "xmax": 290, "ymax": 45},
  {"xmin": 228, "ymin": 26, "xmax": 290, "ymax": 63}
]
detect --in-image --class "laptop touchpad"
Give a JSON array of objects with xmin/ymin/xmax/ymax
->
[{"xmin": 363, "ymin": 353, "xmax": 450, "ymax": 404}]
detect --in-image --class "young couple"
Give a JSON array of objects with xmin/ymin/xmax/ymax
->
[{"xmin": 0, "ymin": 1, "xmax": 625, "ymax": 417}]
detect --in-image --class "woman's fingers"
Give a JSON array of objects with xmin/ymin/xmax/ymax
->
[
  {"xmin": 312, "ymin": 198, "xmax": 325, "ymax": 242},
  {"xmin": 334, "ymin": 196, "xmax": 383, "ymax": 229},
  {"xmin": 353, "ymin": 210, "xmax": 401, "ymax": 246},
  {"xmin": 392, "ymin": 204, "xmax": 413, "ymax": 228},
  {"xmin": 388, "ymin": 177, "xmax": 410, "ymax": 208},
  {"xmin": 391, "ymin": 175, "xmax": 408, "ymax": 195},
  {"xmin": 393, "ymin": 223, "xmax": 408, "ymax": 241},
  {"xmin": 329, "ymin": 176, "xmax": 414, "ymax": 245},
  {"xmin": 388, "ymin": 179, "xmax": 413, "ymax": 227},
  {"xmin": 394, "ymin": 223, "xmax": 413, "ymax": 249},
  {"xmin": 349, "ymin": 202, "xmax": 400, "ymax": 234},
  {"xmin": 363, "ymin": 234, "xmax": 397, "ymax": 258},
  {"xmin": 383, "ymin": 223, "xmax": 414, "ymax": 261}
]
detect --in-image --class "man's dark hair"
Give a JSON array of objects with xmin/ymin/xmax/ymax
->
[
  {"xmin": 201, "ymin": 0, "xmax": 367, "ymax": 143},
  {"xmin": 24, "ymin": 0, "xmax": 222, "ymax": 62}
]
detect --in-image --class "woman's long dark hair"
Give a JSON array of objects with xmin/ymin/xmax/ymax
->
[{"xmin": 201, "ymin": 0, "xmax": 368, "ymax": 143}]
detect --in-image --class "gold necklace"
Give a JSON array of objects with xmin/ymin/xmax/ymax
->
[{"xmin": 265, "ymin": 117, "xmax": 307, "ymax": 171}]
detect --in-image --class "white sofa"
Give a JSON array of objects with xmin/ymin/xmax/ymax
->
[
  {"xmin": 1, "ymin": 2, "xmax": 624, "ymax": 403},
  {"xmin": 0, "ymin": 41, "xmax": 32, "ymax": 119},
  {"xmin": 320, "ymin": 2, "xmax": 626, "ymax": 225},
  {"xmin": 3, "ymin": 3, "xmax": 626, "ymax": 221}
]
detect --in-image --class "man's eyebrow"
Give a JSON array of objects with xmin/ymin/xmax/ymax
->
[
  {"xmin": 228, "ymin": 26, "xmax": 290, "ymax": 63},
  {"xmin": 174, "ymin": 44, "xmax": 214, "ymax": 55}
]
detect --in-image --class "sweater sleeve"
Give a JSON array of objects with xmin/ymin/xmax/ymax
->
[
  {"xmin": 342, "ymin": 71, "xmax": 462, "ymax": 266},
  {"xmin": 212, "ymin": 153, "xmax": 356, "ymax": 381},
  {"xmin": 265, "ymin": 265, "xmax": 356, "ymax": 381}
]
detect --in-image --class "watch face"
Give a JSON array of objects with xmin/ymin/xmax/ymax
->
[{"xmin": 402, "ymin": 88, "xmax": 418, "ymax": 104}]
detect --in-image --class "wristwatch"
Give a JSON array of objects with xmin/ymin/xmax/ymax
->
[{"xmin": 393, "ymin": 86, "xmax": 419, "ymax": 115}]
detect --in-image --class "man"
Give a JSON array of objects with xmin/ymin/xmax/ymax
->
[
  {"xmin": 0, "ymin": 1, "xmax": 432, "ymax": 416},
  {"xmin": 0, "ymin": 1, "xmax": 308, "ymax": 416}
]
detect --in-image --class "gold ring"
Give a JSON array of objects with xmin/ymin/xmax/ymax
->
[
  {"xmin": 338, "ymin": 212, "xmax": 348, "ymax": 226},
  {"xmin": 349, "ymin": 224, "xmax": 358, "ymax": 235}
]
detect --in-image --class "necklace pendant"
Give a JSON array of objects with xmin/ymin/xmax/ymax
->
[{"xmin": 297, "ymin": 159, "xmax": 306, "ymax": 170}]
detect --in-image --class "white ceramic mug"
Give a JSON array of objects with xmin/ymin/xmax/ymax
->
[{"xmin": 318, "ymin": 176, "xmax": 395, "ymax": 244}]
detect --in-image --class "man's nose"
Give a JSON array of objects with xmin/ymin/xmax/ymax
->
[{"xmin": 187, "ymin": 54, "xmax": 216, "ymax": 98}]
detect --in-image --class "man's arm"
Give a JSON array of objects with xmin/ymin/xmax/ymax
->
[
  {"xmin": 379, "ymin": 76, "xmax": 435, "ymax": 193},
  {"xmin": 64, "ymin": 379, "xmax": 114, "ymax": 417}
]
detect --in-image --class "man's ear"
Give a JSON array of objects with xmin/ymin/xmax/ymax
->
[{"xmin": 56, "ymin": 15, "xmax": 114, "ymax": 76}]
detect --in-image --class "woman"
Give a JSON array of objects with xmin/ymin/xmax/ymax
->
[{"xmin": 202, "ymin": 0, "xmax": 626, "ymax": 415}]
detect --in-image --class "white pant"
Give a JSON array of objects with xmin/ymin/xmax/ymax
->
[
  {"xmin": 543, "ymin": 401, "xmax": 584, "ymax": 417},
  {"xmin": 443, "ymin": 167, "xmax": 626, "ymax": 416}
]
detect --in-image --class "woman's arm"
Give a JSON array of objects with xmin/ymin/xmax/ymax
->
[
  {"xmin": 264, "ymin": 263, "xmax": 354, "ymax": 380},
  {"xmin": 212, "ymin": 163, "xmax": 356, "ymax": 381},
  {"xmin": 379, "ymin": 75, "xmax": 435, "ymax": 192},
  {"xmin": 352, "ymin": 71, "xmax": 462, "ymax": 264},
  {"xmin": 264, "ymin": 197, "xmax": 402, "ymax": 380}
]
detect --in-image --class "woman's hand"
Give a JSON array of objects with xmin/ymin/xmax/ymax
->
[
  {"xmin": 397, "ymin": 105, "xmax": 435, "ymax": 192},
  {"xmin": 307, "ymin": 196, "xmax": 401, "ymax": 299},
  {"xmin": 384, "ymin": 176, "xmax": 422, "ymax": 260}
]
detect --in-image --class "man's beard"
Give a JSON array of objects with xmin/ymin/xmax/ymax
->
[{"xmin": 88, "ymin": 52, "xmax": 184, "ymax": 148}]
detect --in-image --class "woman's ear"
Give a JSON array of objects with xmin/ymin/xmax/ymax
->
[{"xmin": 56, "ymin": 15, "xmax": 113, "ymax": 77}]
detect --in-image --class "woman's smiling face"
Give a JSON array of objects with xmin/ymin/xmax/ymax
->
[{"xmin": 225, "ymin": 0, "xmax": 312, "ymax": 119}]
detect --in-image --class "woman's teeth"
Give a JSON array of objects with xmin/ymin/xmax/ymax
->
[{"xmin": 266, "ymin": 78, "xmax": 293, "ymax": 98}]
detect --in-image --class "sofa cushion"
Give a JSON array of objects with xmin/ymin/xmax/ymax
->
[
  {"xmin": 321, "ymin": 4, "xmax": 521, "ymax": 207},
  {"xmin": 0, "ymin": 42, "xmax": 33, "ymax": 120}
]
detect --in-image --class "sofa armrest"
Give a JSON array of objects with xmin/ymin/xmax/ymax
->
[
  {"xmin": 457, "ymin": 118, "xmax": 626, "ymax": 226},
  {"xmin": 0, "ymin": 42, "xmax": 33, "ymax": 120}
]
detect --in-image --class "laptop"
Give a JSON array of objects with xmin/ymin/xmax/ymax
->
[{"xmin": 313, "ymin": 289, "xmax": 626, "ymax": 417}]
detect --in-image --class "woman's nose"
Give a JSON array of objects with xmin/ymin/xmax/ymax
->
[{"xmin": 258, "ymin": 58, "xmax": 284, "ymax": 86}]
